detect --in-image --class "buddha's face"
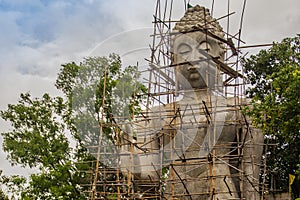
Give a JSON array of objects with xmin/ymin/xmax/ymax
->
[{"xmin": 173, "ymin": 32, "xmax": 223, "ymax": 90}]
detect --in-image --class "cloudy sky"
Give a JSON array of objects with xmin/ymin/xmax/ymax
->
[{"xmin": 0, "ymin": 0, "xmax": 299, "ymax": 176}]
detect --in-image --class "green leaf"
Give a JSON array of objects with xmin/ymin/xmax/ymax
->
[{"xmin": 243, "ymin": 34, "xmax": 300, "ymax": 194}]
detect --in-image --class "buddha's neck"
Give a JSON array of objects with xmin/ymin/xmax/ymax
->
[
  {"xmin": 180, "ymin": 88, "xmax": 211, "ymax": 101},
  {"xmin": 179, "ymin": 88, "xmax": 225, "ymax": 108}
]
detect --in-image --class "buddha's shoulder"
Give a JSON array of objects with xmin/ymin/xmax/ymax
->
[{"xmin": 226, "ymin": 97, "xmax": 251, "ymax": 107}]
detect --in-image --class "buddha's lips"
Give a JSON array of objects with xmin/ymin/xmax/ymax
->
[{"xmin": 189, "ymin": 71, "xmax": 201, "ymax": 80}]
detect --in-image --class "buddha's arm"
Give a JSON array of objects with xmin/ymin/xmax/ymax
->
[{"xmin": 119, "ymin": 120, "xmax": 162, "ymax": 180}]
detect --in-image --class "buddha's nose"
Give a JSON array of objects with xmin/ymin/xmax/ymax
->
[{"xmin": 187, "ymin": 66, "xmax": 197, "ymax": 71}]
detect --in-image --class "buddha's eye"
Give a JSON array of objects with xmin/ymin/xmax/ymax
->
[
  {"xmin": 199, "ymin": 42, "xmax": 211, "ymax": 53},
  {"xmin": 177, "ymin": 44, "xmax": 192, "ymax": 56}
]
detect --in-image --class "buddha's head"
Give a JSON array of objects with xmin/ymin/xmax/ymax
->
[{"xmin": 172, "ymin": 5, "xmax": 225, "ymax": 91}]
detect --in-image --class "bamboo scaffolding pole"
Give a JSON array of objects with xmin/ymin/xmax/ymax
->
[
  {"xmin": 90, "ymin": 66, "xmax": 107, "ymax": 200},
  {"xmin": 84, "ymin": 1, "xmax": 272, "ymax": 199}
]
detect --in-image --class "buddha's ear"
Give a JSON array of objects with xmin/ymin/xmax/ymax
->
[
  {"xmin": 174, "ymin": 64, "xmax": 180, "ymax": 97},
  {"xmin": 215, "ymin": 67, "xmax": 224, "ymax": 92},
  {"xmin": 172, "ymin": 40, "xmax": 181, "ymax": 96}
]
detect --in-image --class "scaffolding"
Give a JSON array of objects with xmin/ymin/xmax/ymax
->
[{"xmin": 82, "ymin": 1, "xmax": 270, "ymax": 199}]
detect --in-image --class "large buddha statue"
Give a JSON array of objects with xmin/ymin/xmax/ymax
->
[{"xmin": 120, "ymin": 5, "xmax": 263, "ymax": 200}]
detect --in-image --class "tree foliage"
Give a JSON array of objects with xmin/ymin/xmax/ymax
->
[
  {"xmin": 1, "ymin": 92, "xmax": 89, "ymax": 199},
  {"xmin": 56, "ymin": 54, "xmax": 146, "ymax": 148},
  {"xmin": 56, "ymin": 54, "xmax": 147, "ymax": 197},
  {"xmin": 1, "ymin": 54, "xmax": 147, "ymax": 199},
  {"xmin": 0, "ymin": 171, "xmax": 10, "ymax": 200},
  {"xmin": 243, "ymin": 34, "xmax": 300, "ymax": 196}
]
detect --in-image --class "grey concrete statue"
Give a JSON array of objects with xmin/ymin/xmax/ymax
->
[{"xmin": 120, "ymin": 5, "xmax": 263, "ymax": 200}]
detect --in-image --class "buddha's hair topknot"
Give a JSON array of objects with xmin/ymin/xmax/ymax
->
[
  {"xmin": 173, "ymin": 5, "xmax": 225, "ymax": 54},
  {"xmin": 173, "ymin": 5, "xmax": 225, "ymax": 39}
]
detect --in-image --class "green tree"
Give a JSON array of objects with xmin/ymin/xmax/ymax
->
[
  {"xmin": 56, "ymin": 54, "xmax": 146, "ymax": 197},
  {"xmin": 1, "ymin": 93, "xmax": 89, "ymax": 199},
  {"xmin": 0, "ymin": 172, "xmax": 9, "ymax": 200},
  {"xmin": 242, "ymin": 34, "xmax": 300, "ymax": 197},
  {"xmin": 56, "ymin": 55, "xmax": 146, "ymax": 149},
  {"xmin": 1, "ymin": 171, "xmax": 28, "ymax": 200},
  {"xmin": 0, "ymin": 189, "xmax": 8, "ymax": 200},
  {"xmin": 1, "ymin": 54, "xmax": 147, "ymax": 199}
]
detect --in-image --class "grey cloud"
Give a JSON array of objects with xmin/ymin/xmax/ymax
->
[{"xmin": 243, "ymin": 0, "xmax": 300, "ymax": 43}]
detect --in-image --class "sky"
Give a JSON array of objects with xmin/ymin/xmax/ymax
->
[{"xmin": 0, "ymin": 0, "xmax": 299, "ymax": 176}]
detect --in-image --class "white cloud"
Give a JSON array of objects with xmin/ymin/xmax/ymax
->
[{"xmin": 242, "ymin": 0, "xmax": 300, "ymax": 43}]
